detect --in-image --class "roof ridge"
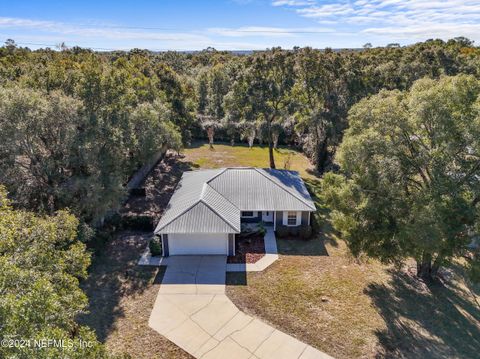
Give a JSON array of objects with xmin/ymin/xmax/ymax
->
[
  {"xmin": 254, "ymin": 168, "xmax": 316, "ymax": 210},
  {"xmin": 199, "ymin": 198, "xmax": 240, "ymax": 232},
  {"xmin": 202, "ymin": 183, "xmax": 240, "ymax": 210},
  {"xmin": 205, "ymin": 167, "xmax": 229, "ymax": 184}
]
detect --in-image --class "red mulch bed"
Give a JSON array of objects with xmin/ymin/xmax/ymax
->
[{"xmin": 228, "ymin": 234, "xmax": 265, "ymax": 264}]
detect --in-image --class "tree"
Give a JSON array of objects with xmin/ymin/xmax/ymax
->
[
  {"xmin": 197, "ymin": 71, "xmax": 208, "ymax": 115},
  {"xmin": 0, "ymin": 87, "xmax": 85, "ymax": 213},
  {"xmin": 130, "ymin": 100, "xmax": 182, "ymax": 161},
  {"xmin": 293, "ymin": 48, "xmax": 346, "ymax": 173},
  {"xmin": 206, "ymin": 64, "xmax": 229, "ymax": 120},
  {"xmin": 0, "ymin": 186, "xmax": 110, "ymax": 358},
  {"xmin": 240, "ymin": 121, "xmax": 256, "ymax": 149},
  {"xmin": 199, "ymin": 115, "xmax": 221, "ymax": 149},
  {"xmin": 242, "ymin": 49, "xmax": 295, "ymax": 168},
  {"xmin": 0, "ymin": 84, "xmax": 182, "ymax": 223},
  {"xmin": 271, "ymin": 122, "xmax": 283, "ymax": 149},
  {"xmin": 322, "ymin": 75, "xmax": 480, "ymax": 281}
]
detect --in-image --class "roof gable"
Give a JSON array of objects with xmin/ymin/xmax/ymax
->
[{"xmin": 158, "ymin": 201, "xmax": 239, "ymax": 233}]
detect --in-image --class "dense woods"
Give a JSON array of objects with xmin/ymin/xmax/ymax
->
[
  {"xmin": 1, "ymin": 37, "xmax": 480, "ymax": 355},
  {"xmin": 1, "ymin": 38, "xmax": 479, "ymax": 226}
]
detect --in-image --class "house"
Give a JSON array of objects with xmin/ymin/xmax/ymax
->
[{"xmin": 154, "ymin": 167, "xmax": 316, "ymax": 256}]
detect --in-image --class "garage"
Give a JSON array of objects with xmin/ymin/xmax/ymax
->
[{"xmin": 168, "ymin": 233, "xmax": 228, "ymax": 255}]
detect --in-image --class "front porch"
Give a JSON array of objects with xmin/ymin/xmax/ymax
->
[{"xmin": 240, "ymin": 210, "xmax": 274, "ymax": 224}]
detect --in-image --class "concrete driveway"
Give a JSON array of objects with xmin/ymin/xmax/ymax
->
[{"xmin": 149, "ymin": 256, "xmax": 332, "ymax": 359}]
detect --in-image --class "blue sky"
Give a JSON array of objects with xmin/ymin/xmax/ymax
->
[{"xmin": 1, "ymin": 0, "xmax": 479, "ymax": 50}]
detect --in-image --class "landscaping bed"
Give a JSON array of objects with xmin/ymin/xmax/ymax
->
[{"xmin": 228, "ymin": 234, "xmax": 266, "ymax": 264}]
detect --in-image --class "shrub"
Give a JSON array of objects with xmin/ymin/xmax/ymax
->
[
  {"xmin": 149, "ymin": 236, "xmax": 163, "ymax": 256},
  {"xmin": 299, "ymin": 225, "xmax": 313, "ymax": 240},
  {"xmin": 257, "ymin": 221, "xmax": 266, "ymax": 237},
  {"xmin": 122, "ymin": 215, "xmax": 154, "ymax": 231},
  {"xmin": 289, "ymin": 226, "xmax": 300, "ymax": 237},
  {"xmin": 310, "ymin": 212, "xmax": 321, "ymax": 234},
  {"xmin": 104, "ymin": 211, "xmax": 122, "ymax": 229},
  {"xmin": 276, "ymin": 225, "xmax": 289, "ymax": 238}
]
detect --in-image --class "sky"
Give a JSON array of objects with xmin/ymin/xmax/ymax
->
[{"xmin": 1, "ymin": 0, "xmax": 479, "ymax": 51}]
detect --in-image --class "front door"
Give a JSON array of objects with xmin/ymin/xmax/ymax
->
[{"xmin": 262, "ymin": 211, "xmax": 273, "ymax": 223}]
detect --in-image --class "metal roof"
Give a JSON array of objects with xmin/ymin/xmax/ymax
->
[
  {"xmin": 155, "ymin": 167, "xmax": 315, "ymax": 234},
  {"xmin": 157, "ymin": 201, "xmax": 239, "ymax": 233}
]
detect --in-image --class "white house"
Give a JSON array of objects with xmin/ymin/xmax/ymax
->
[{"xmin": 154, "ymin": 167, "xmax": 316, "ymax": 256}]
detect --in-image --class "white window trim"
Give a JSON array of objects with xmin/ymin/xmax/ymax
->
[
  {"xmin": 241, "ymin": 211, "xmax": 257, "ymax": 218},
  {"xmin": 282, "ymin": 211, "xmax": 301, "ymax": 227}
]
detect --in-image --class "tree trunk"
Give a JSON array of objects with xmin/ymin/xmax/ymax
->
[
  {"xmin": 316, "ymin": 138, "xmax": 328, "ymax": 173},
  {"xmin": 267, "ymin": 115, "xmax": 276, "ymax": 169},
  {"xmin": 416, "ymin": 252, "xmax": 439, "ymax": 281}
]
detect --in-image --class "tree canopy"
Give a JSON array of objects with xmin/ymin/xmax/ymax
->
[
  {"xmin": 0, "ymin": 186, "xmax": 110, "ymax": 358},
  {"xmin": 322, "ymin": 75, "xmax": 480, "ymax": 280}
]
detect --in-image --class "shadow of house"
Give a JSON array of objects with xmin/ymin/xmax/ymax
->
[
  {"xmin": 365, "ymin": 270, "xmax": 480, "ymax": 358},
  {"xmin": 79, "ymin": 154, "xmax": 193, "ymax": 342},
  {"xmin": 226, "ymin": 271, "xmax": 248, "ymax": 286}
]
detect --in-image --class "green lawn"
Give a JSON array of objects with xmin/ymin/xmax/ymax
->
[
  {"xmin": 181, "ymin": 141, "xmax": 480, "ymax": 359},
  {"xmin": 181, "ymin": 141, "xmax": 316, "ymax": 179}
]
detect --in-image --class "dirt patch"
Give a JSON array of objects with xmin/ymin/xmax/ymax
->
[
  {"xmin": 80, "ymin": 154, "xmax": 195, "ymax": 358},
  {"xmin": 79, "ymin": 232, "xmax": 192, "ymax": 359},
  {"xmin": 228, "ymin": 235, "xmax": 266, "ymax": 264},
  {"xmin": 121, "ymin": 153, "xmax": 198, "ymax": 221}
]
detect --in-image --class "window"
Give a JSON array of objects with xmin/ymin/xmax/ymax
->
[
  {"xmin": 287, "ymin": 211, "xmax": 297, "ymax": 226},
  {"xmin": 241, "ymin": 211, "xmax": 254, "ymax": 218}
]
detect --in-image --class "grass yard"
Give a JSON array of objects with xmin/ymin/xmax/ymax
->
[
  {"xmin": 181, "ymin": 141, "xmax": 316, "ymax": 179},
  {"xmin": 178, "ymin": 141, "xmax": 480, "ymax": 358},
  {"xmin": 225, "ymin": 173, "xmax": 480, "ymax": 359},
  {"xmin": 82, "ymin": 142, "xmax": 480, "ymax": 359}
]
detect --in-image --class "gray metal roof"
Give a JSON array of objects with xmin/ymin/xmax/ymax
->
[
  {"xmin": 208, "ymin": 168, "xmax": 315, "ymax": 211},
  {"xmin": 155, "ymin": 167, "xmax": 315, "ymax": 234},
  {"xmin": 158, "ymin": 201, "xmax": 239, "ymax": 233}
]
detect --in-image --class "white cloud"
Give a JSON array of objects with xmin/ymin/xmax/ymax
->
[
  {"xmin": 271, "ymin": 0, "xmax": 315, "ymax": 6},
  {"xmin": 0, "ymin": 16, "xmax": 209, "ymax": 43},
  {"xmin": 0, "ymin": 16, "xmax": 299, "ymax": 50},
  {"xmin": 275, "ymin": 0, "xmax": 480, "ymax": 43},
  {"xmin": 208, "ymin": 26, "xmax": 333, "ymax": 37}
]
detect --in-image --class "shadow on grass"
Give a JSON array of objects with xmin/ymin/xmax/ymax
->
[
  {"xmin": 226, "ymin": 271, "xmax": 248, "ymax": 286},
  {"xmin": 366, "ymin": 270, "xmax": 480, "ymax": 358},
  {"xmin": 78, "ymin": 231, "xmax": 160, "ymax": 342},
  {"xmin": 80, "ymin": 154, "xmax": 192, "ymax": 342},
  {"xmin": 276, "ymin": 236, "xmax": 329, "ymax": 256}
]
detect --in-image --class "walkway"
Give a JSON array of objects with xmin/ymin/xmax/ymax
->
[{"xmin": 149, "ymin": 256, "xmax": 333, "ymax": 359}]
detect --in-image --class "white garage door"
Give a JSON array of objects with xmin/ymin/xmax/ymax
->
[{"xmin": 169, "ymin": 233, "xmax": 228, "ymax": 255}]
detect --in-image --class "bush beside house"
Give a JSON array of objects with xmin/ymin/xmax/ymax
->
[
  {"xmin": 276, "ymin": 224, "xmax": 313, "ymax": 240},
  {"xmin": 149, "ymin": 236, "xmax": 163, "ymax": 256}
]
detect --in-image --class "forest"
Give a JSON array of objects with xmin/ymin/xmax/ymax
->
[
  {"xmin": 1, "ymin": 37, "xmax": 479, "ymax": 224},
  {"xmin": 1, "ymin": 37, "xmax": 480, "ymax": 357}
]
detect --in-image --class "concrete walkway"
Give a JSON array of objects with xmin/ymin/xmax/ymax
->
[
  {"xmin": 149, "ymin": 256, "xmax": 333, "ymax": 359},
  {"xmin": 226, "ymin": 226, "xmax": 279, "ymax": 272}
]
